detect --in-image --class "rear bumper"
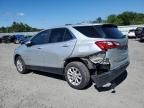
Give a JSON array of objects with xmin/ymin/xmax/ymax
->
[{"xmin": 91, "ymin": 61, "xmax": 129, "ymax": 88}]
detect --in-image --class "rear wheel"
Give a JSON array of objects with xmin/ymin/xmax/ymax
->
[
  {"xmin": 15, "ymin": 56, "xmax": 29, "ymax": 74},
  {"xmin": 65, "ymin": 62, "xmax": 90, "ymax": 90}
]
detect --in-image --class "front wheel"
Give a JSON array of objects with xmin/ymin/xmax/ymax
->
[
  {"xmin": 15, "ymin": 56, "xmax": 29, "ymax": 74},
  {"xmin": 65, "ymin": 62, "xmax": 90, "ymax": 90}
]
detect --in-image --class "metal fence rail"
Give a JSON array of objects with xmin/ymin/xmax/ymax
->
[
  {"xmin": 0, "ymin": 24, "xmax": 144, "ymax": 37},
  {"xmin": 0, "ymin": 32, "xmax": 38, "ymax": 37}
]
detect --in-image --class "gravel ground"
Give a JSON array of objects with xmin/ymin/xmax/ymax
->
[{"xmin": 0, "ymin": 39, "xmax": 144, "ymax": 108}]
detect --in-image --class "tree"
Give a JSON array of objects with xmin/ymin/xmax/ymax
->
[
  {"xmin": 106, "ymin": 11, "xmax": 144, "ymax": 26},
  {"xmin": 107, "ymin": 15, "xmax": 117, "ymax": 24},
  {"xmin": 0, "ymin": 26, "xmax": 6, "ymax": 33},
  {"xmin": 0, "ymin": 21, "xmax": 40, "ymax": 33},
  {"xmin": 96, "ymin": 17, "xmax": 102, "ymax": 23},
  {"xmin": 91, "ymin": 17, "xmax": 103, "ymax": 23}
]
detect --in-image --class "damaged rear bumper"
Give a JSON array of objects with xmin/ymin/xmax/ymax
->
[{"xmin": 91, "ymin": 61, "xmax": 129, "ymax": 88}]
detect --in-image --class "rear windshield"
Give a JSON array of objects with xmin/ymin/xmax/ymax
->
[{"xmin": 74, "ymin": 25, "xmax": 125, "ymax": 39}]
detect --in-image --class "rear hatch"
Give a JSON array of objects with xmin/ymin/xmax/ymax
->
[
  {"xmin": 106, "ymin": 38, "xmax": 129, "ymax": 69},
  {"xmin": 74, "ymin": 24, "xmax": 129, "ymax": 69},
  {"xmin": 100, "ymin": 25, "xmax": 129, "ymax": 69}
]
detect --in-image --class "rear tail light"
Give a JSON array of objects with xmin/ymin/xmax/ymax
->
[{"xmin": 95, "ymin": 41, "xmax": 120, "ymax": 51}]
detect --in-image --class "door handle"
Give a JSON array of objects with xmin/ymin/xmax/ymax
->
[
  {"xmin": 62, "ymin": 45, "xmax": 69, "ymax": 47},
  {"xmin": 37, "ymin": 47, "xmax": 42, "ymax": 49}
]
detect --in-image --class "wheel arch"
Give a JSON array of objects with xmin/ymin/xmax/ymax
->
[{"xmin": 64, "ymin": 57, "xmax": 96, "ymax": 70}]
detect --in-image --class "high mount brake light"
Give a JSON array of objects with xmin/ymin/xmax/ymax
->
[{"xmin": 95, "ymin": 41, "xmax": 120, "ymax": 51}]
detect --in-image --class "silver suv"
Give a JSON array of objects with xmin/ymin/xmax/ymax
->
[{"xmin": 14, "ymin": 24, "xmax": 129, "ymax": 90}]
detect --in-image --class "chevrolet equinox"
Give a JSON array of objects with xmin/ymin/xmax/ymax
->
[{"xmin": 14, "ymin": 24, "xmax": 129, "ymax": 90}]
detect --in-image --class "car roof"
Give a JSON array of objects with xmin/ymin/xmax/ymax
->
[
  {"xmin": 67, "ymin": 23, "xmax": 117, "ymax": 27},
  {"xmin": 68, "ymin": 23, "xmax": 103, "ymax": 27},
  {"xmin": 45, "ymin": 23, "xmax": 116, "ymax": 30}
]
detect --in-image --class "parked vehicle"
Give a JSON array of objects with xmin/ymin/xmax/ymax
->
[
  {"xmin": 127, "ymin": 29, "xmax": 136, "ymax": 38},
  {"xmin": 0, "ymin": 37, "xmax": 2, "ymax": 43},
  {"xmin": 1, "ymin": 35, "xmax": 11, "ymax": 43},
  {"xmin": 14, "ymin": 24, "xmax": 129, "ymax": 90},
  {"xmin": 20, "ymin": 35, "xmax": 32, "ymax": 44},
  {"xmin": 135, "ymin": 27, "xmax": 144, "ymax": 41},
  {"xmin": 11, "ymin": 35, "xmax": 26, "ymax": 44}
]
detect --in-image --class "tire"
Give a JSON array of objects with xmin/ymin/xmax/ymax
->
[
  {"xmin": 15, "ymin": 56, "xmax": 29, "ymax": 74},
  {"xmin": 65, "ymin": 62, "xmax": 90, "ymax": 90},
  {"xmin": 140, "ymin": 37, "xmax": 144, "ymax": 42}
]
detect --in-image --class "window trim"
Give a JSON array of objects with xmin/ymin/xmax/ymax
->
[
  {"xmin": 63, "ymin": 28, "xmax": 75, "ymax": 42},
  {"xmin": 30, "ymin": 28, "xmax": 76, "ymax": 45},
  {"xmin": 48, "ymin": 28, "xmax": 75, "ymax": 44}
]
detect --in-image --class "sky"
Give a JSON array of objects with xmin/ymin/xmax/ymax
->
[{"xmin": 0, "ymin": 0, "xmax": 144, "ymax": 28}]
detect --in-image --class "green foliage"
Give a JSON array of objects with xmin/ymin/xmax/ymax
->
[
  {"xmin": 107, "ymin": 15, "xmax": 117, "ymax": 24},
  {"xmin": 0, "ymin": 22, "xmax": 40, "ymax": 33},
  {"xmin": 106, "ymin": 11, "xmax": 144, "ymax": 26},
  {"xmin": 91, "ymin": 11, "xmax": 144, "ymax": 26},
  {"xmin": 91, "ymin": 17, "xmax": 103, "ymax": 23},
  {"xmin": 96, "ymin": 17, "xmax": 102, "ymax": 23}
]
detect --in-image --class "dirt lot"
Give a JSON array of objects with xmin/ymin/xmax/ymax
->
[{"xmin": 0, "ymin": 40, "xmax": 144, "ymax": 108}]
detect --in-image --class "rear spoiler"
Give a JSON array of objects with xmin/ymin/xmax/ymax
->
[{"xmin": 102, "ymin": 24, "xmax": 117, "ymax": 28}]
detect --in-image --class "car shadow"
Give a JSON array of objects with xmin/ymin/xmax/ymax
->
[
  {"xmin": 32, "ymin": 70, "xmax": 93, "ymax": 90},
  {"xmin": 139, "ymin": 40, "xmax": 144, "ymax": 43},
  {"xmin": 135, "ymin": 39, "xmax": 144, "ymax": 43},
  {"xmin": 94, "ymin": 70, "xmax": 128, "ymax": 92},
  {"xmin": 128, "ymin": 37, "xmax": 136, "ymax": 39},
  {"xmin": 32, "ymin": 70, "xmax": 128, "ymax": 91},
  {"xmin": 33, "ymin": 71, "xmax": 66, "ymax": 81}
]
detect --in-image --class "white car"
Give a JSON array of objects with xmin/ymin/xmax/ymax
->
[{"xmin": 127, "ymin": 29, "xmax": 136, "ymax": 38}]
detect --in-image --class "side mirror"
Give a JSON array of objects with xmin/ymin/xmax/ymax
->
[{"xmin": 25, "ymin": 41, "xmax": 32, "ymax": 47}]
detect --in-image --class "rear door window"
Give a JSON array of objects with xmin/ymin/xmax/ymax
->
[
  {"xmin": 49, "ymin": 28, "xmax": 65, "ymax": 43},
  {"xmin": 63, "ymin": 29, "xmax": 73, "ymax": 41}
]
